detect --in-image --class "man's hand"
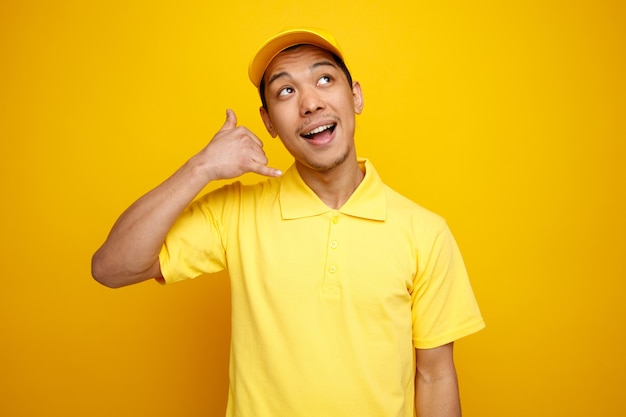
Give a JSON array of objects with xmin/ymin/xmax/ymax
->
[{"xmin": 194, "ymin": 109, "xmax": 282, "ymax": 181}]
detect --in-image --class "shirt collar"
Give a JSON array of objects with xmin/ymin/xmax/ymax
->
[{"xmin": 279, "ymin": 158, "xmax": 387, "ymax": 221}]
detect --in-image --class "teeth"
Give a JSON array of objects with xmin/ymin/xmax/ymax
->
[{"xmin": 304, "ymin": 124, "xmax": 333, "ymax": 136}]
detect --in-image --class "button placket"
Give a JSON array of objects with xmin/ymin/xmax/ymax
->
[{"xmin": 323, "ymin": 211, "xmax": 341, "ymax": 296}]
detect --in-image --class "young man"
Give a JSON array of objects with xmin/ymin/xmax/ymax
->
[{"xmin": 92, "ymin": 28, "xmax": 485, "ymax": 417}]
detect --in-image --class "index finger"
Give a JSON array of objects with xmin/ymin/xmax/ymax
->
[{"xmin": 236, "ymin": 127, "xmax": 264, "ymax": 148}]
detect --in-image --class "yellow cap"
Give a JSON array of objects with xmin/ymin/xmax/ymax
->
[{"xmin": 248, "ymin": 27, "xmax": 345, "ymax": 88}]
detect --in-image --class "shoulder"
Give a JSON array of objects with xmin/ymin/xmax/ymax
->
[
  {"xmin": 360, "ymin": 158, "xmax": 448, "ymax": 234},
  {"xmin": 198, "ymin": 175, "xmax": 282, "ymax": 201},
  {"xmin": 189, "ymin": 176, "xmax": 283, "ymax": 219},
  {"xmin": 383, "ymin": 184, "xmax": 447, "ymax": 232}
]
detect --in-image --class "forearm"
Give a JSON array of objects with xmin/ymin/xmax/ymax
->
[
  {"xmin": 91, "ymin": 157, "xmax": 212, "ymax": 287},
  {"xmin": 414, "ymin": 343, "xmax": 461, "ymax": 417},
  {"xmin": 415, "ymin": 368, "xmax": 461, "ymax": 417}
]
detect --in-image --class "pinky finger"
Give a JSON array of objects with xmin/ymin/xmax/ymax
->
[{"xmin": 254, "ymin": 163, "xmax": 282, "ymax": 178}]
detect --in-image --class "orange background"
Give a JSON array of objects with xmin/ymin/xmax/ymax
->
[{"xmin": 1, "ymin": 1, "xmax": 625, "ymax": 416}]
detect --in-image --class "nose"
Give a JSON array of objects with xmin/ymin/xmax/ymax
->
[{"xmin": 299, "ymin": 86, "xmax": 325, "ymax": 116}]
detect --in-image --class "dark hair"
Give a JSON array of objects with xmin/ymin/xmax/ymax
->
[{"xmin": 258, "ymin": 44, "xmax": 353, "ymax": 110}]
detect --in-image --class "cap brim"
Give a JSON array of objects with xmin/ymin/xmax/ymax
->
[{"xmin": 248, "ymin": 28, "xmax": 344, "ymax": 88}]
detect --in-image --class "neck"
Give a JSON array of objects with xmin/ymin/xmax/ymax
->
[{"xmin": 296, "ymin": 158, "xmax": 365, "ymax": 210}]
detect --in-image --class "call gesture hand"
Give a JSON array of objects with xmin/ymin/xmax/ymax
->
[{"xmin": 196, "ymin": 109, "xmax": 282, "ymax": 181}]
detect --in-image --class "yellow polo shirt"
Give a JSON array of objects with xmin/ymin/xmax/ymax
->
[{"xmin": 159, "ymin": 159, "xmax": 484, "ymax": 417}]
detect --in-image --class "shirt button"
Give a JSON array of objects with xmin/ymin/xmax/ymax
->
[
  {"xmin": 329, "ymin": 265, "xmax": 337, "ymax": 273},
  {"xmin": 332, "ymin": 215, "xmax": 339, "ymax": 224},
  {"xmin": 330, "ymin": 241, "xmax": 338, "ymax": 249}
]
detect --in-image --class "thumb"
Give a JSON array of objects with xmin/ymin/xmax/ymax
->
[{"xmin": 221, "ymin": 109, "xmax": 237, "ymax": 131}]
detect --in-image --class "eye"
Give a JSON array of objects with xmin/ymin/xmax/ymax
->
[
  {"xmin": 318, "ymin": 75, "xmax": 332, "ymax": 85},
  {"xmin": 278, "ymin": 86, "xmax": 294, "ymax": 97}
]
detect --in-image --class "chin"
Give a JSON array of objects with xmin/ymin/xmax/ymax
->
[{"xmin": 305, "ymin": 148, "xmax": 352, "ymax": 172}]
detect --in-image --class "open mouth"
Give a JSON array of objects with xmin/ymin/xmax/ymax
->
[{"xmin": 301, "ymin": 123, "xmax": 337, "ymax": 140}]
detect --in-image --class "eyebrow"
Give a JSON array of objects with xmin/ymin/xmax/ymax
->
[{"xmin": 266, "ymin": 60, "xmax": 338, "ymax": 88}]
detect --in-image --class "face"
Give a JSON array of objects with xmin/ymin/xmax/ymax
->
[{"xmin": 259, "ymin": 45, "xmax": 364, "ymax": 174}]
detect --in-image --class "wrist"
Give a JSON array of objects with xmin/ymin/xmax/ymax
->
[{"xmin": 185, "ymin": 153, "xmax": 220, "ymax": 183}]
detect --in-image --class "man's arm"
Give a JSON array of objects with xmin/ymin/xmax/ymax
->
[
  {"xmin": 91, "ymin": 109, "xmax": 281, "ymax": 288},
  {"xmin": 415, "ymin": 342, "xmax": 461, "ymax": 417}
]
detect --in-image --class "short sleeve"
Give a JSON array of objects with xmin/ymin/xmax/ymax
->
[
  {"xmin": 411, "ymin": 224, "xmax": 485, "ymax": 348},
  {"xmin": 158, "ymin": 185, "xmax": 233, "ymax": 284}
]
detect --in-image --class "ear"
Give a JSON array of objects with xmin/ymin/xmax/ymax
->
[
  {"xmin": 352, "ymin": 81, "xmax": 364, "ymax": 115},
  {"xmin": 259, "ymin": 106, "xmax": 277, "ymax": 137}
]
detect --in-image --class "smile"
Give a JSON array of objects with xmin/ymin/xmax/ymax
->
[{"xmin": 301, "ymin": 123, "xmax": 336, "ymax": 139}]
